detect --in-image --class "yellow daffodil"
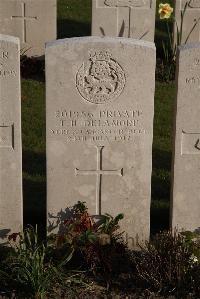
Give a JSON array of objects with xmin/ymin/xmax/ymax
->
[{"xmin": 159, "ymin": 3, "xmax": 173, "ymax": 19}]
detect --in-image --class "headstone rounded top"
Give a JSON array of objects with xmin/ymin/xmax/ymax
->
[
  {"xmin": 46, "ymin": 36, "xmax": 155, "ymax": 50},
  {"xmin": 178, "ymin": 42, "xmax": 200, "ymax": 52},
  {"xmin": 0, "ymin": 34, "xmax": 19, "ymax": 44}
]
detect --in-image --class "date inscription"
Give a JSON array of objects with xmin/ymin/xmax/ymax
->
[{"xmin": 50, "ymin": 109, "xmax": 146, "ymax": 143}]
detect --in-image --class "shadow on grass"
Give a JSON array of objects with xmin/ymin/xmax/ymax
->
[
  {"xmin": 155, "ymin": 19, "xmax": 174, "ymax": 59},
  {"xmin": 21, "ymin": 57, "xmax": 45, "ymax": 82},
  {"xmin": 22, "ymin": 150, "xmax": 46, "ymax": 234},
  {"xmin": 151, "ymin": 202, "xmax": 170, "ymax": 234},
  {"xmin": 23, "ymin": 178, "xmax": 46, "ymax": 229},
  {"xmin": 153, "ymin": 148, "xmax": 172, "ymax": 172},
  {"xmin": 152, "ymin": 148, "xmax": 172, "ymax": 199},
  {"xmin": 23, "ymin": 150, "xmax": 46, "ymax": 177},
  {"xmin": 58, "ymin": 19, "xmax": 91, "ymax": 39},
  {"xmin": 151, "ymin": 148, "xmax": 172, "ymax": 233}
]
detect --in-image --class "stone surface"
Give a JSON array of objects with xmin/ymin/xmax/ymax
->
[
  {"xmin": 46, "ymin": 36, "xmax": 155, "ymax": 248},
  {"xmin": 92, "ymin": 0, "xmax": 156, "ymax": 41},
  {"xmin": 0, "ymin": 35, "xmax": 22, "ymax": 243},
  {"xmin": 171, "ymin": 43, "xmax": 200, "ymax": 232},
  {"xmin": 0, "ymin": 0, "xmax": 57, "ymax": 57},
  {"xmin": 175, "ymin": 0, "xmax": 200, "ymax": 44}
]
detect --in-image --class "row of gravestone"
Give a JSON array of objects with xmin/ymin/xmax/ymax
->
[
  {"xmin": 1, "ymin": 34, "xmax": 200, "ymax": 248},
  {"xmin": 1, "ymin": 0, "xmax": 200, "ymax": 57}
]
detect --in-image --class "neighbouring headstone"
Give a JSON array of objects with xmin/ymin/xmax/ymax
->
[
  {"xmin": 171, "ymin": 43, "xmax": 200, "ymax": 232},
  {"xmin": 0, "ymin": 0, "xmax": 57, "ymax": 57},
  {"xmin": 175, "ymin": 0, "xmax": 200, "ymax": 44},
  {"xmin": 0, "ymin": 35, "xmax": 22, "ymax": 243},
  {"xmin": 92, "ymin": 0, "xmax": 156, "ymax": 41},
  {"xmin": 46, "ymin": 37, "xmax": 155, "ymax": 247}
]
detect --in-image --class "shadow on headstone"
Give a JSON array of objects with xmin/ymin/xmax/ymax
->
[
  {"xmin": 48, "ymin": 206, "xmax": 106, "ymax": 237},
  {"xmin": 48, "ymin": 207, "xmax": 74, "ymax": 234}
]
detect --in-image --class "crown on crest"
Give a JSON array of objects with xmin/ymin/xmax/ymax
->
[{"xmin": 89, "ymin": 50, "xmax": 112, "ymax": 62}]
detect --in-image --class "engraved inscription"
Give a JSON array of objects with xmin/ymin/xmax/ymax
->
[
  {"xmin": 76, "ymin": 50, "xmax": 126, "ymax": 104},
  {"xmin": 193, "ymin": 58, "xmax": 200, "ymax": 66},
  {"xmin": 0, "ymin": 50, "xmax": 17, "ymax": 78},
  {"xmin": 0, "ymin": 69, "xmax": 17, "ymax": 77},
  {"xmin": 104, "ymin": 0, "xmax": 149, "ymax": 8},
  {"xmin": 0, "ymin": 125, "xmax": 14, "ymax": 149},
  {"xmin": 11, "ymin": 2, "xmax": 38, "ymax": 43},
  {"xmin": 75, "ymin": 145, "xmax": 123, "ymax": 214},
  {"xmin": 181, "ymin": 131, "xmax": 200, "ymax": 154},
  {"xmin": 50, "ymin": 109, "xmax": 146, "ymax": 143},
  {"xmin": 185, "ymin": 76, "xmax": 200, "ymax": 84},
  {"xmin": 0, "ymin": 51, "xmax": 8, "ymax": 59}
]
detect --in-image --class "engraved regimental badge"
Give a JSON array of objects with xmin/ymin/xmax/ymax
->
[{"xmin": 76, "ymin": 50, "xmax": 126, "ymax": 104}]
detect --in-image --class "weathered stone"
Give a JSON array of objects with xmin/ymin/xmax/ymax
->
[
  {"xmin": 171, "ymin": 43, "xmax": 200, "ymax": 232},
  {"xmin": 46, "ymin": 37, "xmax": 155, "ymax": 248},
  {"xmin": 0, "ymin": 35, "xmax": 22, "ymax": 243},
  {"xmin": 92, "ymin": 0, "xmax": 156, "ymax": 41},
  {"xmin": 174, "ymin": 0, "xmax": 200, "ymax": 44},
  {"xmin": 0, "ymin": 0, "xmax": 57, "ymax": 57}
]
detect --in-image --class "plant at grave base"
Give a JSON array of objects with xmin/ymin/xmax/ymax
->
[
  {"xmin": 180, "ymin": 229, "xmax": 200, "ymax": 296},
  {"xmin": 52, "ymin": 201, "xmax": 128, "ymax": 289},
  {"xmin": 181, "ymin": 230, "xmax": 200, "ymax": 260},
  {"xmin": 157, "ymin": 1, "xmax": 200, "ymax": 82},
  {"xmin": 54, "ymin": 201, "xmax": 96, "ymax": 248},
  {"xmin": 0, "ymin": 244, "xmax": 16, "ymax": 296},
  {"xmin": 0, "ymin": 226, "xmax": 77, "ymax": 299},
  {"xmin": 133, "ymin": 229, "xmax": 200, "ymax": 297},
  {"xmin": 20, "ymin": 47, "xmax": 31, "ymax": 57}
]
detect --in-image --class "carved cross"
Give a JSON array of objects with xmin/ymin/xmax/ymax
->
[
  {"xmin": 104, "ymin": 0, "xmax": 148, "ymax": 37},
  {"xmin": 11, "ymin": 3, "xmax": 37, "ymax": 43},
  {"xmin": 75, "ymin": 146, "xmax": 123, "ymax": 215},
  {"xmin": 181, "ymin": 131, "xmax": 200, "ymax": 154}
]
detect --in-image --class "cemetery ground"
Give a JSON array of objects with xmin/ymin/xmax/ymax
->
[{"xmin": 1, "ymin": 0, "xmax": 200, "ymax": 298}]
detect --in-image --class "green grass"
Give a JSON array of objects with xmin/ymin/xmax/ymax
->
[
  {"xmin": 57, "ymin": 0, "xmax": 91, "ymax": 38},
  {"xmin": 21, "ymin": 0, "xmax": 176, "ymax": 232},
  {"xmin": 152, "ymin": 82, "xmax": 176, "ymax": 231},
  {"xmin": 21, "ymin": 80, "xmax": 46, "ymax": 228}
]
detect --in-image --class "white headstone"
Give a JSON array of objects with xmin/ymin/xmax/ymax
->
[
  {"xmin": 46, "ymin": 36, "xmax": 155, "ymax": 248},
  {"xmin": 171, "ymin": 43, "xmax": 200, "ymax": 231},
  {"xmin": 175, "ymin": 0, "xmax": 200, "ymax": 44},
  {"xmin": 0, "ymin": 0, "xmax": 57, "ymax": 57},
  {"xmin": 0, "ymin": 35, "xmax": 23, "ymax": 243},
  {"xmin": 92, "ymin": 0, "xmax": 156, "ymax": 41}
]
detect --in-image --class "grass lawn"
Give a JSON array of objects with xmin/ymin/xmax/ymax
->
[{"xmin": 22, "ymin": 0, "xmax": 176, "ymax": 232}]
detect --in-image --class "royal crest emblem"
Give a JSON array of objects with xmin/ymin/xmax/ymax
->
[{"xmin": 76, "ymin": 50, "xmax": 126, "ymax": 104}]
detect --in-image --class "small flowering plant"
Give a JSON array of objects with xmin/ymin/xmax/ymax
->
[
  {"xmin": 157, "ymin": 1, "xmax": 200, "ymax": 81},
  {"xmin": 181, "ymin": 230, "xmax": 200, "ymax": 263},
  {"xmin": 159, "ymin": 3, "xmax": 173, "ymax": 19},
  {"xmin": 50, "ymin": 201, "xmax": 126, "ymax": 286},
  {"xmin": 54, "ymin": 201, "xmax": 124, "ymax": 248}
]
